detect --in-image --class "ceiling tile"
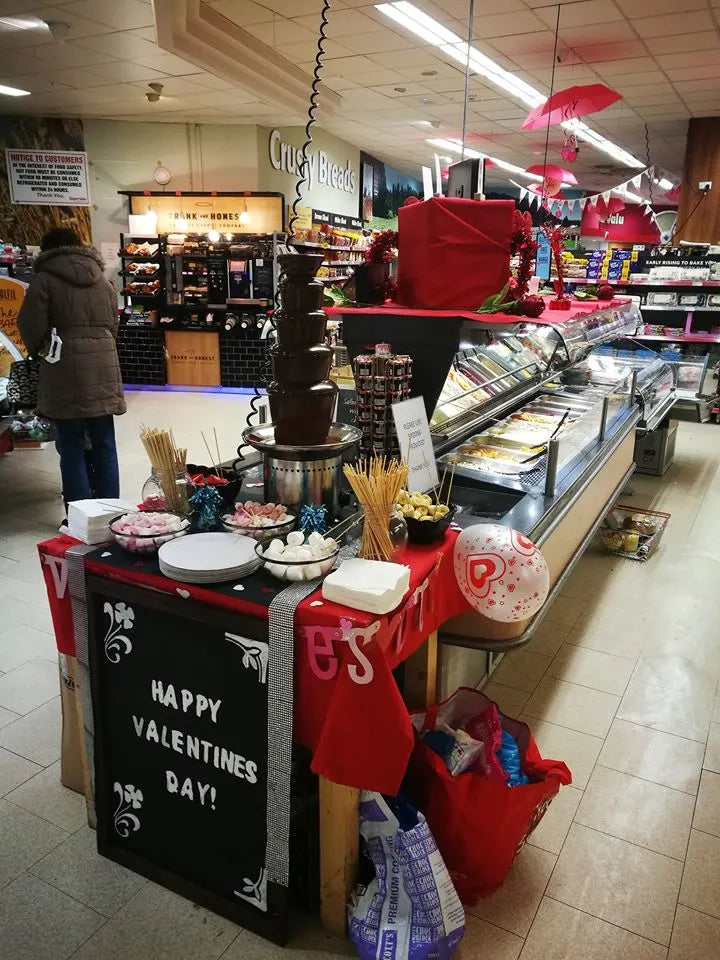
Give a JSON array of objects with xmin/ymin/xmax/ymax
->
[
  {"xmin": 666, "ymin": 65, "xmax": 720, "ymax": 82},
  {"xmin": 255, "ymin": 0, "xmax": 348, "ymax": 14},
  {"xmin": 130, "ymin": 52, "xmax": 200, "ymax": 75},
  {"xmin": 339, "ymin": 30, "xmax": 418, "ymax": 55},
  {"xmin": 560, "ymin": 21, "xmax": 636, "ymax": 47},
  {"xmin": 274, "ymin": 39, "xmax": 356, "ymax": 61},
  {"xmin": 0, "ymin": 8, "xmax": 112, "ymax": 47},
  {"xmin": 594, "ymin": 56, "xmax": 657, "ymax": 75},
  {"xmin": 89, "ymin": 61, "xmax": 173, "ymax": 84},
  {"xmin": 292, "ymin": 8, "xmax": 379, "ymax": 37},
  {"xmin": 72, "ymin": 32, "xmax": 159, "ymax": 59},
  {"xmin": 27, "ymin": 65, "xmax": 118, "ymax": 87},
  {"xmin": 58, "ymin": 0, "xmax": 154, "ymax": 30},
  {"xmin": 490, "ymin": 32, "xmax": 557, "ymax": 55},
  {"xmin": 631, "ymin": 10, "xmax": 715, "ymax": 38},
  {"xmin": 15, "ymin": 41, "xmax": 111, "ymax": 70},
  {"xmin": 368, "ymin": 48, "xmax": 442, "ymax": 69},
  {"xmin": 612, "ymin": 71, "xmax": 669, "ymax": 87},
  {"xmin": 207, "ymin": 0, "xmax": 277, "ymax": 26},
  {"xmin": 660, "ymin": 49, "xmax": 720, "ymax": 69},
  {"xmin": 247, "ymin": 18, "xmax": 323, "ymax": 46},
  {"xmin": 538, "ymin": 0, "xmax": 624, "ymax": 27},
  {"xmin": 461, "ymin": 11, "xmax": 546, "ymax": 39},
  {"xmin": 644, "ymin": 32, "xmax": 720, "ymax": 56},
  {"xmin": 616, "ymin": 1, "xmax": 707, "ymax": 21},
  {"xmin": 576, "ymin": 40, "xmax": 649, "ymax": 62}
]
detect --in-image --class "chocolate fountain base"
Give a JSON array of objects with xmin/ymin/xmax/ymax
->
[{"xmin": 241, "ymin": 422, "xmax": 361, "ymax": 516}]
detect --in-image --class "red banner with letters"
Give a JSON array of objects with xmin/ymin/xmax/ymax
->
[{"xmin": 39, "ymin": 535, "xmax": 469, "ymax": 793}]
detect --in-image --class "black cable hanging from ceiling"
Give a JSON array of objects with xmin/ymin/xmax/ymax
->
[
  {"xmin": 541, "ymin": 4, "xmax": 562, "ymax": 210},
  {"xmin": 237, "ymin": 0, "xmax": 332, "ymax": 464}
]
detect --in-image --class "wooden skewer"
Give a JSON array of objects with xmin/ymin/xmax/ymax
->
[
  {"xmin": 445, "ymin": 460, "xmax": 457, "ymax": 507},
  {"xmin": 213, "ymin": 427, "xmax": 223, "ymax": 477},
  {"xmin": 200, "ymin": 432, "xmax": 218, "ymax": 475}
]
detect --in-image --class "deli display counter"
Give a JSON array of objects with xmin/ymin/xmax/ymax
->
[{"xmin": 422, "ymin": 303, "xmax": 675, "ymax": 652}]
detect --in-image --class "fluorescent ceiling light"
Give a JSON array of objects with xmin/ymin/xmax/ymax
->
[
  {"xmin": 0, "ymin": 83, "xmax": 30, "ymax": 97},
  {"xmin": 427, "ymin": 138, "xmax": 544, "ymax": 181},
  {"xmin": 378, "ymin": 1, "xmax": 644, "ymax": 168},
  {"xmin": 0, "ymin": 16, "xmax": 45, "ymax": 30}
]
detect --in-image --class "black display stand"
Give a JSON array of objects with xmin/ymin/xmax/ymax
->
[
  {"xmin": 87, "ymin": 576, "xmax": 289, "ymax": 944},
  {"xmin": 339, "ymin": 310, "xmax": 464, "ymax": 417}
]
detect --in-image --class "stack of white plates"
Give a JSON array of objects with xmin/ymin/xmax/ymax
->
[{"xmin": 158, "ymin": 532, "xmax": 260, "ymax": 584}]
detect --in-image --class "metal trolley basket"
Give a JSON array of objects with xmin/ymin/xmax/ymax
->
[{"xmin": 600, "ymin": 504, "xmax": 670, "ymax": 562}]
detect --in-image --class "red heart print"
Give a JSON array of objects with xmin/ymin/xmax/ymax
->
[
  {"xmin": 510, "ymin": 531, "xmax": 536, "ymax": 557},
  {"xmin": 507, "ymin": 583, "xmax": 516, "ymax": 592},
  {"xmin": 466, "ymin": 553, "xmax": 506, "ymax": 600}
]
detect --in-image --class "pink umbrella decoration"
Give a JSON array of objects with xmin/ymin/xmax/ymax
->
[
  {"xmin": 525, "ymin": 164, "xmax": 578, "ymax": 185},
  {"xmin": 522, "ymin": 83, "xmax": 622, "ymax": 131}
]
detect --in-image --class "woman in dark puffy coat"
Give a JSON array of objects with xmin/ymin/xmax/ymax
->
[{"xmin": 18, "ymin": 228, "xmax": 125, "ymax": 503}]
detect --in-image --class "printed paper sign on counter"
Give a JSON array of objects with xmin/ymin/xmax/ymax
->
[
  {"xmin": 6, "ymin": 149, "xmax": 90, "ymax": 206},
  {"xmin": 392, "ymin": 396, "xmax": 439, "ymax": 494}
]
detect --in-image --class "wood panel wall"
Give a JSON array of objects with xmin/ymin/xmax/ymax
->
[{"xmin": 676, "ymin": 118, "xmax": 720, "ymax": 244}]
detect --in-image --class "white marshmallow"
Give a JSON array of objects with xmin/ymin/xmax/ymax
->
[{"xmin": 286, "ymin": 531, "xmax": 304, "ymax": 546}]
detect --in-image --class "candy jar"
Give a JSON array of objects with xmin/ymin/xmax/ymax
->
[
  {"xmin": 140, "ymin": 469, "xmax": 166, "ymax": 510},
  {"xmin": 141, "ymin": 468, "xmax": 195, "ymax": 515}
]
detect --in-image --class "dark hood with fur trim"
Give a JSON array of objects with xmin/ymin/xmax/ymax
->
[{"xmin": 34, "ymin": 245, "xmax": 105, "ymax": 288}]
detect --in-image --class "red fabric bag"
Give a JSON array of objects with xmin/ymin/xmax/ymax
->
[
  {"xmin": 397, "ymin": 198, "xmax": 513, "ymax": 310},
  {"xmin": 406, "ymin": 687, "xmax": 572, "ymax": 904}
]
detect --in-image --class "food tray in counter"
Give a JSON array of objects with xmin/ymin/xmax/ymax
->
[
  {"xmin": 438, "ymin": 448, "xmax": 541, "ymax": 475},
  {"xmin": 600, "ymin": 505, "xmax": 670, "ymax": 561}
]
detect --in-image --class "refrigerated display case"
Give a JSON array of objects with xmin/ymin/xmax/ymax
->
[{"xmin": 428, "ymin": 302, "xmax": 672, "ymax": 653}]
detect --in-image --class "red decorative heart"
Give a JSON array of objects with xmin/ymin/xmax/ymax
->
[
  {"xmin": 507, "ymin": 583, "xmax": 516, "ymax": 593},
  {"xmin": 465, "ymin": 553, "xmax": 506, "ymax": 600},
  {"xmin": 511, "ymin": 531, "xmax": 536, "ymax": 556}
]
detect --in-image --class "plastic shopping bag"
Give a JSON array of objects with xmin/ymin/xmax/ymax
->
[
  {"xmin": 407, "ymin": 687, "xmax": 572, "ymax": 904},
  {"xmin": 348, "ymin": 792, "xmax": 466, "ymax": 960}
]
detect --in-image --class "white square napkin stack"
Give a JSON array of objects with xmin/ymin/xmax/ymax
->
[
  {"xmin": 67, "ymin": 498, "xmax": 136, "ymax": 545},
  {"xmin": 322, "ymin": 558, "xmax": 411, "ymax": 615}
]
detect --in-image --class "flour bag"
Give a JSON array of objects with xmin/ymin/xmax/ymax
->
[{"xmin": 348, "ymin": 792, "xmax": 465, "ymax": 960}]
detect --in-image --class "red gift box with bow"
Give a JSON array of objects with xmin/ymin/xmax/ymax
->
[{"xmin": 397, "ymin": 197, "xmax": 514, "ymax": 310}]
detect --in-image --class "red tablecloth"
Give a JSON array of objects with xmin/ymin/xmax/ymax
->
[
  {"xmin": 326, "ymin": 295, "xmax": 631, "ymax": 326},
  {"xmin": 38, "ymin": 534, "xmax": 470, "ymax": 793}
]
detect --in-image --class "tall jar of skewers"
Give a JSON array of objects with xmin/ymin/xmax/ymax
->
[
  {"xmin": 140, "ymin": 426, "xmax": 195, "ymax": 516},
  {"xmin": 343, "ymin": 456, "xmax": 409, "ymax": 561}
]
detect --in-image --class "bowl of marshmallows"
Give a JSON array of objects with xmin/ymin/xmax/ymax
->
[
  {"xmin": 109, "ymin": 511, "xmax": 190, "ymax": 554},
  {"xmin": 222, "ymin": 501, "xmax": 296, "ymax": 542},
  {"xmin": 255, "ymin": 530, "xmax": 339, "ymax": 581}
]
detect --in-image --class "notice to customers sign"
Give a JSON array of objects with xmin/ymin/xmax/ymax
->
[{"xmin": 6, "ymin": 149, "xmax": 90, "ymax": 206}]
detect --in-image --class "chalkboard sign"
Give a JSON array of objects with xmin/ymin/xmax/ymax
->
[
  {"xmin": 335, "ymin": 383, "xmax": 357, "ymax": 426},
  {"xmin": 87, "ymin": 577, "xmax": 289, "ymax": 943}
]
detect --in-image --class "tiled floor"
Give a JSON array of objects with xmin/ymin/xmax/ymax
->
[{"xmin": 0, "ymin": 395, "xmax": 719, "ymax": 958}]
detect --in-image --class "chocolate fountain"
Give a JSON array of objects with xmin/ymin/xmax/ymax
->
[{"xmin": 242, "ymin": 254, "xmax": 360, "ymax": 516}]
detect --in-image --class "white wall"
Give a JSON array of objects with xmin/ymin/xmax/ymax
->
[
  {"xmin": 256, "ymin": 125, "xmax": 360, "ymax": 219},
  {"xmin": 84, "ymin": 120, "xmax": 259, "ymax": 256}
]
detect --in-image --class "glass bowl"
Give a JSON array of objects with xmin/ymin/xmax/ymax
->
[
  {"xmin": 254, "ymin": 537, "xmax": 340, "ymax": 581},
  {"xmin": 221, "ymin": 512, "xmax": 296, "ymax": 543},
  {"xmin": 108, "ymin": 512, "xmax": 191, "ymax": 555}
]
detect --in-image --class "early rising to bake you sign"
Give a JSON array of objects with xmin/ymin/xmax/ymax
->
[{"xmin": 6, "ymin": 149, "xmax": 91, "ymax": 206}]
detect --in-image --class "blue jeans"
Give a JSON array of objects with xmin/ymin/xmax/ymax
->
[{"xmin": 54, "ymin": 416, "xmax": 120, "ymax": 504}]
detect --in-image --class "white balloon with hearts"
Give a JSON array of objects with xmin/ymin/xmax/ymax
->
[{"xmin": 453, "ymin": 524, "xmax": 550, "ymax": 622}]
